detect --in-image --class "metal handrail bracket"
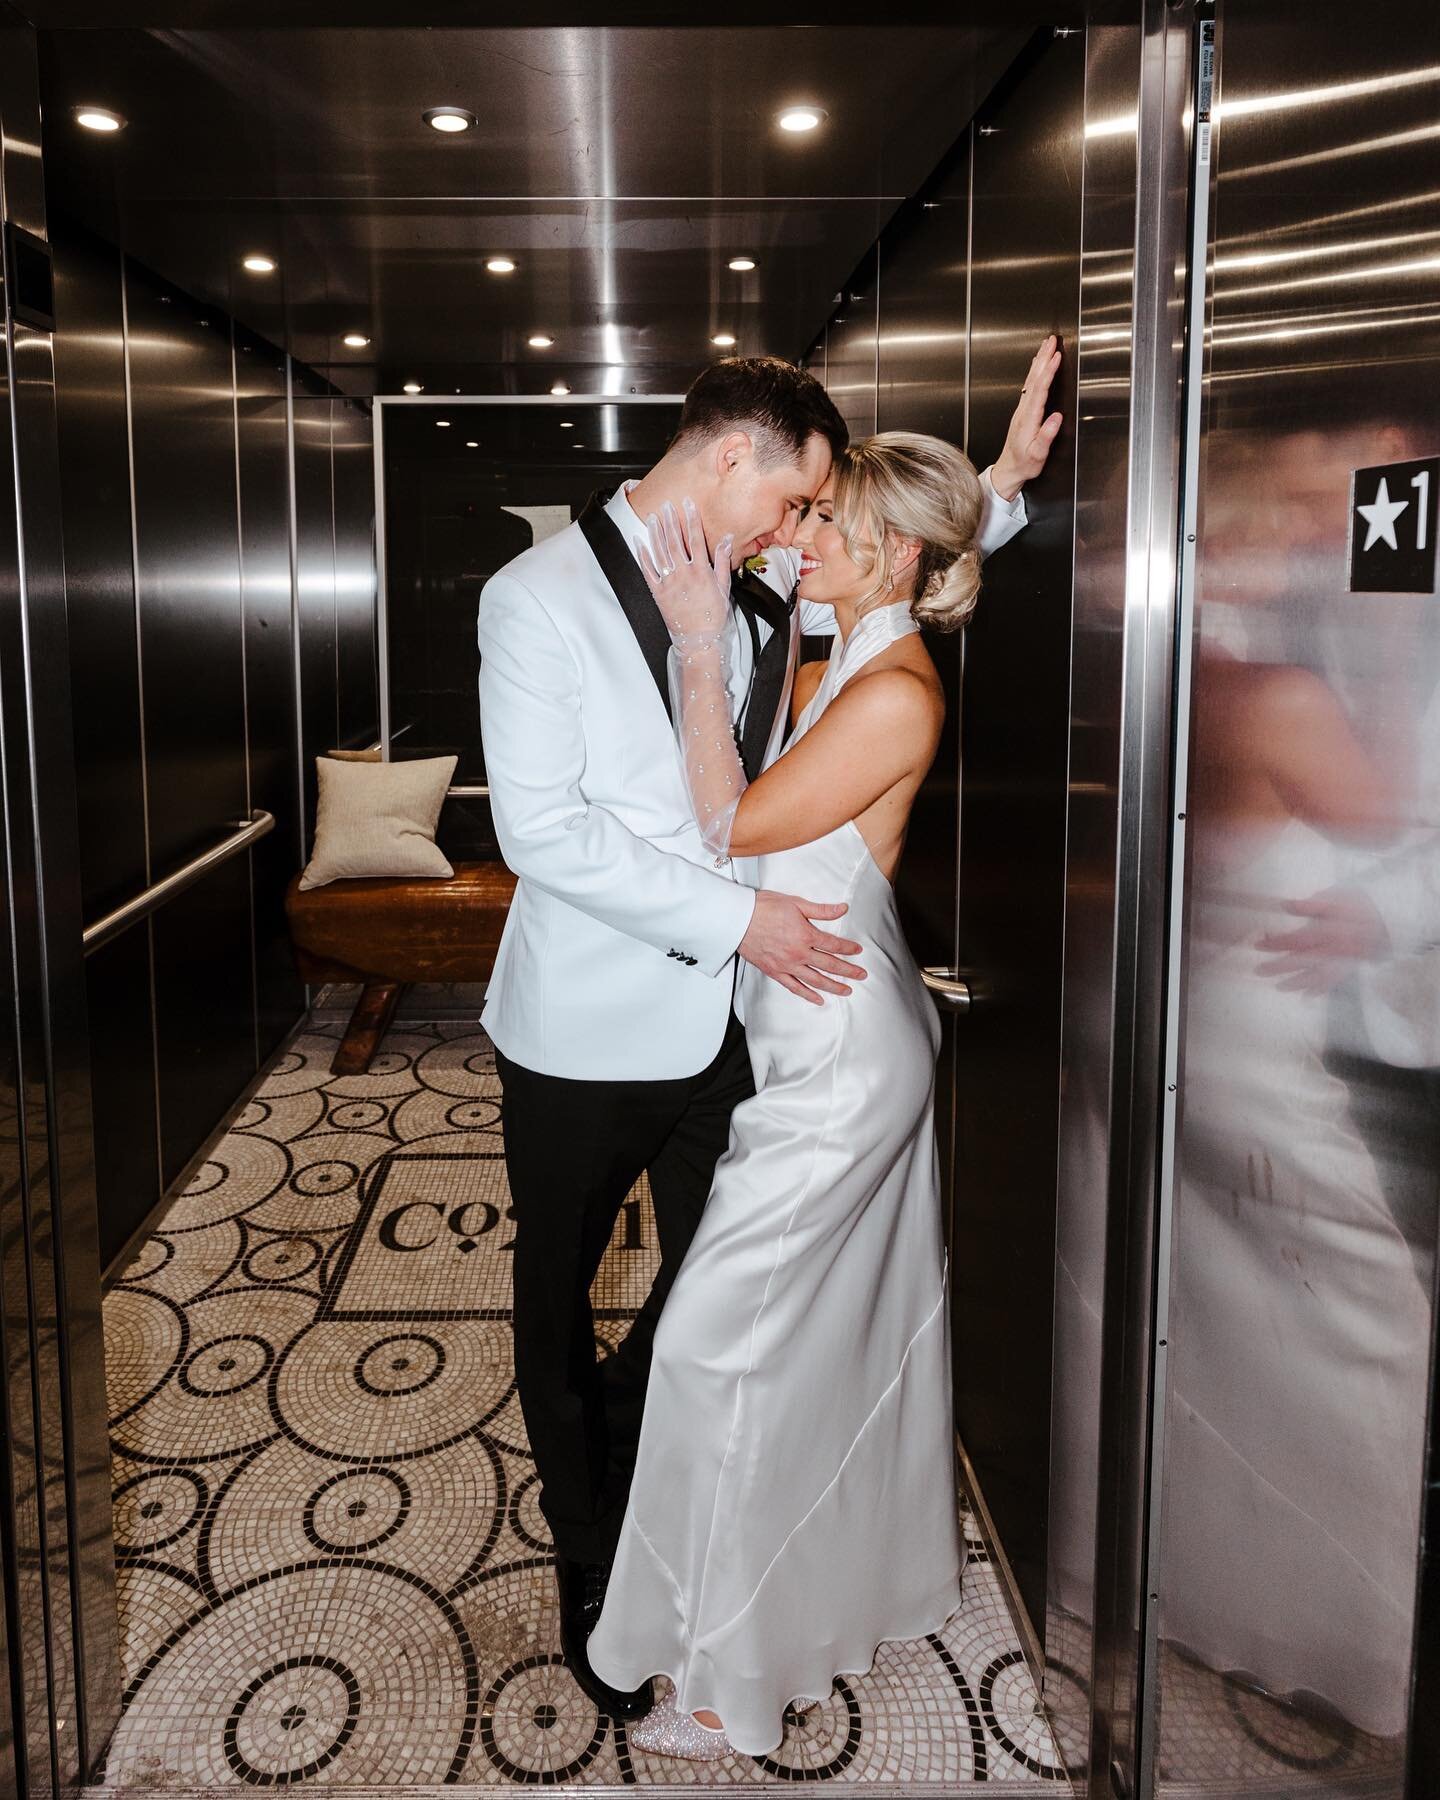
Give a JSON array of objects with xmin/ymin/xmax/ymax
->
[{"xmin": 81, "ymin": 810, "xmax": 276, "ymax": 956}]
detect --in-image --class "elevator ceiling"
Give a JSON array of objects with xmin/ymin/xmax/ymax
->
[{"xmin": 36, "ymin": 23, "xmax": 1042, "ymax": 395}]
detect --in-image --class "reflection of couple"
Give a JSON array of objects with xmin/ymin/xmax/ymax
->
[
  {"xmin": 477, "ymin": 346, "xmax": 1060, "ymax": 1756},
  {"xmin": 1163, "ymin": 430, "xmax": 1434, "ymax": 1741}
]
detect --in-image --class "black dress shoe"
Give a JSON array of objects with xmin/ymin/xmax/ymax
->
[{"xmin": 554, "ymin": 1555, "xmax": 654, "ymax": 1720}]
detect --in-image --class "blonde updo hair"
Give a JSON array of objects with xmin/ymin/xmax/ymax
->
[{"xmin": 831, "ymin": 431, "xmax": 984, "ymax": 633}]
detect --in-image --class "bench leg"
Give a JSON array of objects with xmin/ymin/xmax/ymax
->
[{"xmin": 332, "ymin": 980, "xmax": 405, "ymax": 1076}]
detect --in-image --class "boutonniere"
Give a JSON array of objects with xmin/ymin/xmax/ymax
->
[{"xmin": 743, "ymin": 553, "xmax": 769, "ymax": 576}]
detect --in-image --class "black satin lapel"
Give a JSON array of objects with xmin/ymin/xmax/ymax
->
[
  {"xmin": 577, "ymin": 492, "xmax": 673, "ymax": 723},
  {"xmin": 741, "ymin": 614, "xmax": 793, "ymax": 780}
]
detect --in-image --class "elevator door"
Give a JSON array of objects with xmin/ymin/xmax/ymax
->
[{"xmin": 951, "ymin": 33, "xmax": 1085, "ymax": 1635}]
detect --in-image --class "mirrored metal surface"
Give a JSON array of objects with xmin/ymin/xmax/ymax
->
[{"xmin": 1152, "ymin": 3, "xmax": 1440, "ymax": 1793}]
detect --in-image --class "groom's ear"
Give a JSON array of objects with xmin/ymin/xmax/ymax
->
[{"xmin": 714, "ymin": 429, "xmax": 754, "ymax": 480}]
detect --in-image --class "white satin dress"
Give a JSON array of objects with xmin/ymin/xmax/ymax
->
[{"xmin": 587, "ymin": 602, "xmax": 964, "ymax": 1756}]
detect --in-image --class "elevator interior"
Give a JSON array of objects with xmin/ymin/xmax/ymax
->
[{"xmin": 0, "ymin": 4, "xmax": 1437, "ymax": 1798}]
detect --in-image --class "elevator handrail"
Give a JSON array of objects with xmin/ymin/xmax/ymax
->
[
  {"xmin": 81, "ymin": 809, "xmax": 275, "ymax": 957},
  {"xmin": 920, "ymin": 967, "xmax": 973, "ymax": 1013}
]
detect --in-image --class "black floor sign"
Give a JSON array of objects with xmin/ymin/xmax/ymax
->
[{"xmin": 1349, "ymin": 456, "xmax": 1438, "ymax": 594}]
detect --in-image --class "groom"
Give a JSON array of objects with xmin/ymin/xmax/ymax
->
[{"xmin": 476, "ymin": 350, "xmax": 1060, "ymax": 1718}]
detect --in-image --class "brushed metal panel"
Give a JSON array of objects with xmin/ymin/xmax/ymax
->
[
  {"xmin": 952, "ymin": 26, "xmax": 1085, "ymax": 1642},
  {"xmin": 1151, "ymin": 2, "xmax": 1440, "ymax": 1792},
  {"xmin": 234, "ymin": 324, "xmax": 305, "ymax": 1057},
  {"xmin": 124, "ymin": 258, "xmax": 249, "ymax": 873},
  {"xmin": 293, "ymin": 382, "xmax": 339, "ymax": 848},
  {"xmin": 0, "ymin": 20, "xmax": 118, "ymax": 1784},
  {"xmin": 86, "ymin": 933, "xmax": 161, "ymax": 1273},
  {"xmin": 334, "ymin": 397, "xmax": 379, "ymax": 753},
  {"xmin": 871, "ymin": 138, "xmax": 973, "ymax": 1251},
  {"xmin": 823, "ymin": 245, "xmax": 879, "ymax": 441},
  {"xmin": 48, "ymin": 213, "xmax": 147, "ymax": 921},
  {"xmin": 151, "ymin": 858, "xmax": 256, "ymax": 1190}
]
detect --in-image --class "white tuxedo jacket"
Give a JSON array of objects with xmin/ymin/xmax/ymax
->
[{"xmin": 477, "ymin": 473, "xmax": 1025, "ymax": 1080}]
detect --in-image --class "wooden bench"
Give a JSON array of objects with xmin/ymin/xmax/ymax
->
[{"xmin": 285, "ymin": 861, "xmax": 518, "ymax": 1074}]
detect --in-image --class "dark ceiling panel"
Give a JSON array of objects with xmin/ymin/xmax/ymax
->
[
  {"xmin": 39, "ymin": 24, "xmax": 1034, "ymax": 391},
  {"xmin": 25, "ymin": 4, "xmax": 1054, "ymax": 26}
]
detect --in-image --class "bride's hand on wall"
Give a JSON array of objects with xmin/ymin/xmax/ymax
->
[
  {"xmin": 640, "ymin": 498, "xmax": 733, "ymax": 642},
  {"xmin": 991, "ymin": 335, "xmax": 1064, "ymax": 502}
]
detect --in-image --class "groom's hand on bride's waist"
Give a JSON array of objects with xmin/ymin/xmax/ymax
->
[{"xmin": 738, "ymin": 891, "xmax": 866, "ymax": 1004}]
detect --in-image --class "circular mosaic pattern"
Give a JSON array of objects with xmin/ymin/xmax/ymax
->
[
  {"xmin": 104, "ymin": 1285, "xmax": 188, "ymax": 1421},
  {"xmin": 979, "ymin": 1650, "xmax": 1067, "ymax": 1779},
  {"xmin": 479, "ymin": 1654, "xmax": 605, "ymax": 1783},
  {"xmin": 113, "ymin": 1563, "xmax": 476, "ymax": 1787},
  {"xmin": 180, "ymin": 1332, "xmax": 274, "ymax": 1398},
  {"xmin": 754, "ymin": 1678, "xmax": 863, "ymax": 1781},
  {"xmin": 446, "ymin": 1097, "xmax": 502, "ymax": 1130},
  {"xmin": 327, "ymin": 1098, "xmax": 389, "ymax": 1130},
  {"xmin": 304, "ymin": 1468, "xmax": 412, "ymax": 1554},
  {"xmin": 247, "ymin": 1132, "xmax": 391, "ymax": 1232},
  {"xmin": 325, "ymin": 1043, "xmax": 423, "ymax": 1100},
  {"xmin": 356, "ymin": 1330, "xmax": 447, "ymax": 1397},
  {"xmin": 507, "ymin": 1473, "xmax": 551, "ymax": 1553},
  {"xmin": 102, "ymin": 1021, "xmax": 1073, "ymax": 1791},
  {"xmin": 111, "ymin": 1287, "xmax": 317, "ymax": 1463},
  {"xmin": 225, "ymin": 1653, "xmax": 361, "ymax": 1783},
  {"xmin": 121, "ymin": 1235, "xmax": 174, "ymax": 1284},
  {"xmin": 271, "ymin": 1319, "xmax": 515, "ymax": 1461},
  {"xmin": 202, "ymin": 1434, "xmax": 501, "ymax": 1597},
  {"xmin": 414, "ymin": 1034, "xmax": 498, "ymax": 1099},
  {"xmin": 237, "ymin": 1089, "xmax": 328, "ymax": 1141},
  {"xmin": 164, "ymin": 1133, "xmax": 291, "ymax": 1230},
  {"xmin": 113, "ymin": 1468, "xmax": 208, "ymax": 1553},
  {"xmin": 252, "ymin": 1042, "xmax": 340, "ymax": 1097},
  {"xmin": 242, "ymin": 1233, "xmax": 323, "ymax": 1284}
]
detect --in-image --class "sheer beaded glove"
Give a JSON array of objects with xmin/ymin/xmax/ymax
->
[{"xmin": 638, "ymin": 498, "xmax": 747, "ymax": 859}]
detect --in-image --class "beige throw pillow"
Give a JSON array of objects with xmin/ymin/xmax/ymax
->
[{"xmin": 298, "ymin": 754, "xmax": 458, "ymax": 890}]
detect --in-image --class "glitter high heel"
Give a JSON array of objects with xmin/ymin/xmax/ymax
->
[{"xmin": 628, "ymin": 1689, "xmax": 733, "ymax": 1761}]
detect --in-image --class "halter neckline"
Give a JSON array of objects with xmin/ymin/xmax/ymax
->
[{"xmin": 794, "ymin": 601, "xmax": 920, "ymax": 743}]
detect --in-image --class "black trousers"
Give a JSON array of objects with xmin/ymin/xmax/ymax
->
[{"xmin": 494, "ymin": 1008, "xmax": 754, "ymax": 1565}]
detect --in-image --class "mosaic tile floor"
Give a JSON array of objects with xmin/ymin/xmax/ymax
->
[{"xmin": 93, "ymin": 1020, "xmax": 1068, "ymax": 1794}]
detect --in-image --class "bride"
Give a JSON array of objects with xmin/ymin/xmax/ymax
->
[{"xmin": 586, "ymin": 432, "xmax": 987, "ymax": 1758}]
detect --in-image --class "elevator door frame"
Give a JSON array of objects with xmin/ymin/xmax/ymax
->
[{"xmin": 372, "ymin": 394, "xmax": 686, "ymax": 773}]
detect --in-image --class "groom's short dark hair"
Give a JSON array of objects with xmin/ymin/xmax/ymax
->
[{"xmin": 672, "ymin": 356, "xmax": 848, "ymax": 468}]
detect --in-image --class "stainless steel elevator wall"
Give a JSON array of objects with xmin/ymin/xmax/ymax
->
[
  {"xmin": 47, "ymin": 220, "xmax": 378, "ymax": 1274},
  {"xmin": 1152, "ymin": 4, "xmax": 1440, "ymax": 1792}
]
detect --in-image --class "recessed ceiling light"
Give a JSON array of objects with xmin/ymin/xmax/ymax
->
[
  {"xmin": 551, "ymin": 382, "xmax": 570, "ymax": 396},
  {"xmin": 342, "ymin": 332, "xmax": 370, "ymax": 348},
  {"xmin": 528, "ymin": 334, "xmax": 555, "ymax": 349},
  {"xmin": 423, "ymin": 106, "xmax": 477, "ymax": 133},
  {"xmin": 436, "ymin": 419, "xmax": 451, "ymax": 428},
  {"xmin": 573, "ymin": 442, "xmax": 584, "ymax": 448},
  {"xmin": 711, "ymin": 333, "xmax": 737, "ymax": 347},
  {"xmin": 75, "ymin": 106, "xmax": 125, "ymax": 133},
  {"xmin": 466, "ymin": 440, "xmax": 479, "ymax": 447},
  {"xmin": 728, "ymin": 257, "xmax": 757, "ymax": 272},
  {"xmin": 485, "ymin": 257, "xmax": 516, "ymax": 274},
  {"xmin": 402, "ymin": 382, "xmax": 423, "ymax": 394},
  {"xmin": 242, "ymin": 254, "xmax": 276, "ymax": 274},
  {"xmin": 559, "ymin": 420, "xmax": 574, "ymax": 428},
  {"xmin": 777, "ymin": 106, "xmax": 827, "ymax": 133}
]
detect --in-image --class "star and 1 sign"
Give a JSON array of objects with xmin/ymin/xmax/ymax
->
[{"xmin": 1349, "ymin": 455, "xmax": 1439, "ymax": 594}]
